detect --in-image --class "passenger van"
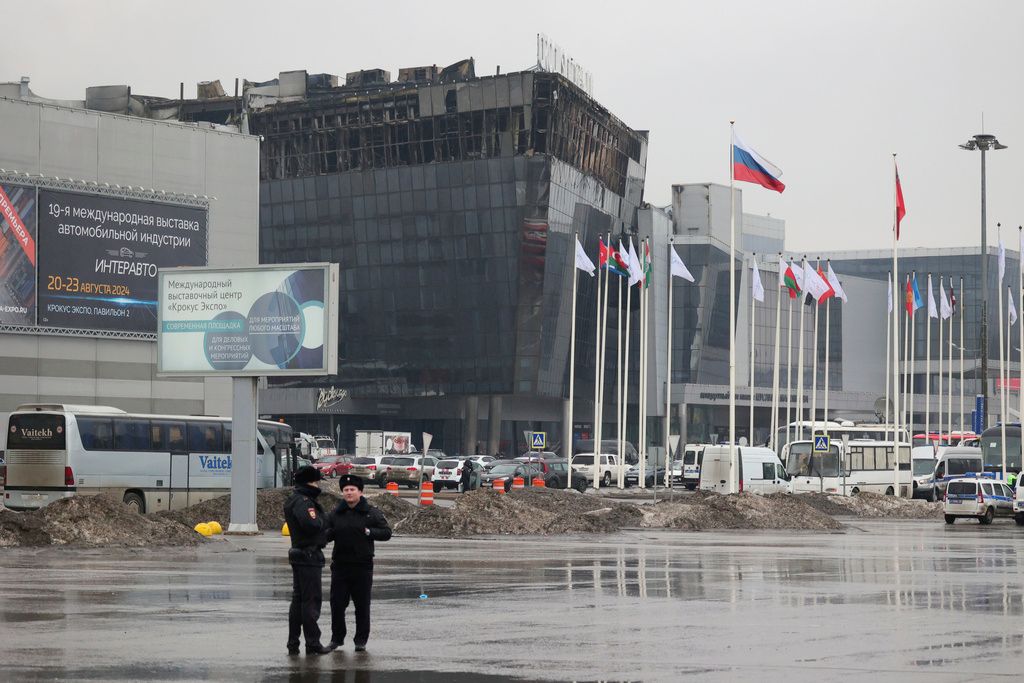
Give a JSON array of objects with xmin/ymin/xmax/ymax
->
[
  {"xmin": 785, "ymin": 439, "xmax": 911, "ymax": 496},
  {"xmin": 931, "ymin": 447, "xmax": 984, "ymax": 502},
  {"xmin": 698, "ymin": 446, "xmax": 790, "ymax": 494},
  {"xmin": 673, "ymin": 444, "xmax": 706, "ymax": 490}
]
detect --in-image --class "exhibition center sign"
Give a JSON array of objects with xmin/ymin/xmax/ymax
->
[{"xmin": 157, "ymin": 264, "xmax": 339, "ymax": 377}]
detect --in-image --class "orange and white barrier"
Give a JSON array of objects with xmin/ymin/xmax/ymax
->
[
  {"xmin": 512, "ymin": 476, "xmax": 525, "ymax": 490},
  {"xmin": 492, "ymin": 479, "xmax": 506, "ymax": 494},
  {"xmin": 419, "ymin": 481, "xmax": 434, "ymax": 506},
  {"xmin": 386, "ymin": 481, "xmax": 400, "ymax": 497},
  {"xmin": 531, "ymin": 477, "xmax": 546, "ymax": 488}
]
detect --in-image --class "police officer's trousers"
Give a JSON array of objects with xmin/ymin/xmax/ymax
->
[
  {"xmin": 330, "ymin": 563, "xmax": 373, "ymax": 645},
  {"xmin": 288, "ymin": 564, "xmax": 323, "ymax": 648}
]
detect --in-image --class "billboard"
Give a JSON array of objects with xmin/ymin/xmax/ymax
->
[
  {"xmin": 36, "ymin": 190, "xmax": 207, "ymax": 332},
  {"xmin": 0, "ymin": 183, "xmax": 38, "ymax": 326},
  {"xmin": 157, "ymin": 264, "xmax": 339, "ymax": 377}
]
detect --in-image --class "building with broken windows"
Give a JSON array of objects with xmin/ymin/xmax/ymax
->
[{"xmin": 246, "ymin": 60, "xmax": 648, "ymax": 456}]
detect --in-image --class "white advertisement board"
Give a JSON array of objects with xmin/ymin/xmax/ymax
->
[{"xmin": 157, "ymin": 263, "xmax": 338, "ymax": 376}]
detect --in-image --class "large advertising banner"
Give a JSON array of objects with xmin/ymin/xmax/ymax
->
[
  {"xmin": 0, "ymin": 184, "xmax": 38, "ymax": 326},
  {"xmin": 157, "ymin": 264, "xmax": 339, "ymax": 377},
  {"xmin": 37, "ymin": 190, "xmax": 207, "ymax": 332}
]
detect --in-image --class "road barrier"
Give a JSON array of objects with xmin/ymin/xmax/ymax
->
[
  {"xmin": 493, "ymin": 479, "xmax": 505, "ymax": 494},
  {"xmin": 419, "ymin": 481, "xmax": 434, "ymax": 506},
  {"xmin": 386, "ymin": 481, "xmax": 400, "ymax": 497},
  {"xmin": 532, "ymin": 477, "xmax": 546, "ymax": 488},
  {"xmin": 193, "ymin": 522, "xmax": 213, "ymax": 537},
  {"xmin": 512, "ymin": 476, "xmax": 525, "ymax": 490}
]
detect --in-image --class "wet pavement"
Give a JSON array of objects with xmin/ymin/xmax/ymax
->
[{"xmin": 1, "ymin": 519, "xmax": 1023, "ymax": 681}]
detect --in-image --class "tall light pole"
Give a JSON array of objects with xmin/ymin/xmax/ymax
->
[{"xmin": 959, "ymin": 133, "xmax": 1007, "ymax": 428}]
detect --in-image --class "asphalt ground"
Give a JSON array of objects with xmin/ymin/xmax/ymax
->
[{"xmin": 1, "ymin": 518, "xmax": 1022, "ymax": 681}]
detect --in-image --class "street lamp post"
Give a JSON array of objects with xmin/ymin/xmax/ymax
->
[{"xmin": 959, "ymin": 133, "xmax": 1007, "ymax": 429}]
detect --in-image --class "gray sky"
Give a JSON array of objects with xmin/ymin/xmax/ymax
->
[{"xmin": 4, "ymin": 0, "xmax": 1023, "ymax": 254}]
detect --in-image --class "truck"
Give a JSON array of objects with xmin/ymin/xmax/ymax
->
[{"xmin": 355, "ymin": 430, "xmax": 413, "ymax": 458}]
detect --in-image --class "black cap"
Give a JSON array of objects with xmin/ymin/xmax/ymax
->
[
  {"xmin": 294, "ymin": 465, "xmax": 323, "ymax": 485},
  {"xmin": 338, "ymin": 474, "xmax": 364, "ymax": 491}
]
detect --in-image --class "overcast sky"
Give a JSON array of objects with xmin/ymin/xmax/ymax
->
[{"xmin": 4, "ymin": 0, "xmax": 1023, "ymax": 254}]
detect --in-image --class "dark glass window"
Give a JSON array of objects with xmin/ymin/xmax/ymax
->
[
  {"xmin": 152, "ymin": 421, "xmax": 187, "ymax": 452},
  {"xmin": 77, "ymin": 418, "xmax": 114, "ymax": 451},
  {"xmin": 114, "ymin": 419, "xmax": 152, "ymax": 451}
]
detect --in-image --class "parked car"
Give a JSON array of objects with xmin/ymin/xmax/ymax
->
[
  {"xmin": 313, "ymin": 454, "xmax": 352, "ymax": 478},
  {"xmin": 433, "ymin": 459, "xmax": 472, "ymax": 491},
  {"xmin": 542, "ymin": 458, "xmax": 590, "ymax": 492},
  {"xmin": 465, "ymin": 455, "xmax": 496, "ymax": 470},
  {"xmin": 944, "ymin": 476, "xmax": 1014, "ymax": 524},
  {"xmin": 348, "ymin": 455, "xmax": 386, "ymax": 482},
  {"xmin": 373, "ymin": 456, "xmax": 398, "ymax": 487},
  {"xmin": 570, "ymin": 453, "xmax": 619, "ymax": 487},
  {"xmin": 911, "ymin": 448, "xmax": 937, "ymax": 500},
  {"xmin": 625, "ymin": 464, "xmax": 668, "ymax": 488},
  {"xmin": 480, "ymin": 462, "xmax": 543, "ymax": 492},
  {"xmin": 381, "ymin": 455, "xmax": 438, "ymax": 489}
]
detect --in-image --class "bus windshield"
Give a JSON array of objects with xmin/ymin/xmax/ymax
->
[
  {"xmin": 981, "ymin": 434, "xmax": 1023, "ymax": 472},
  {"xmin": 787, "ymin": 442, "xmax": 840, "ymax": 477}
]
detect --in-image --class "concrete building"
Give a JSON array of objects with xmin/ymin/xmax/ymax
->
[{"xmin": 0, "ymin": 85, "xmax": 260, "ymax": 423}]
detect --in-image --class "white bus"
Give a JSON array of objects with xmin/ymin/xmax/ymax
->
[
  {"xmin": 2, "ymin": 404, "xmax": 296, "ymax": 514},
  {"xmin": 775, "ymin": 421, "xmax": 910, "ymax": 457},
  {"xmin": 785, "ymin": 438, "xmax": 912, "ymax": 496}
]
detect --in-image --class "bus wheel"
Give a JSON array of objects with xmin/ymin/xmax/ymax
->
[
  {"xmin": 123, "ymin": 491, "xmax": 145, "ymax": 514},
  {"xmin": 885, "ymin": 486, "xmax": 894, "ymax": 496}
]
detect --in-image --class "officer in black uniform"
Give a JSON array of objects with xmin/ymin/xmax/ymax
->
[
  {"xmin": 325, "ymin": 474, "xmax": 392, "ymax": 652},
  {"xmin": 284, "ymin": 465, "xmax": 333, "ymax": 655}
]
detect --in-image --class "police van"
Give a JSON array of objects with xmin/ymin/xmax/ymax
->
[{"xmin": 943, "ymin": 474, "xmax": 1014, "ymax": 525}]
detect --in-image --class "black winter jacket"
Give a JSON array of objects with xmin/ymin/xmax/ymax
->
[
  {"xmin": 326, "ymin": 496, "xmax": 392, "ymax": 566},
  {"xmin": 284, "ymin": 484, "xmax": 328, "ymax": 567}
]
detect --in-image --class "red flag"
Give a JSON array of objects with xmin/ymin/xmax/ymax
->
[
  {"xmin": 895, "ymin": 164, "xmax": 906, "ymax": 240},
  {"xmin": 816, "ymin": 264, "xmax": 835, "ymax": 304},
  {"xmin": 904, "ymin": 278, "xmax": 913, "ymax": 315},
  {"xmin": 598, "ymin": 238, "xmax": 609, "ymax": 266}
]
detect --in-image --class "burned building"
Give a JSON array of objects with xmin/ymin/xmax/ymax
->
[{"xmin": 249, "ymin": 59, "xmax": 648, "ymax": 455}]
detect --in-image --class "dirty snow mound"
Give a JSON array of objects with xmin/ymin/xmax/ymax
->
[
  {"xmin": 799, "ymin": 492, "xmax": 941, "ymax": 518},
  {"xmin": 641, "ymin": 492, "xmax": 843, "ymax": 531},
  {"xmin": 0, "ymin": 494, "xmax": 203, "ymax": 547}
]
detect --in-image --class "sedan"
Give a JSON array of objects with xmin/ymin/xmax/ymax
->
[
  {"xmin": 313, "ymin": 455, "xmax": 352, "ymax": 478},
  {"xmin": 625, "ymin": 464, "xmax": 668, "ymax": 488},
  {"xmin": 479, "ymin": 462, "xmax": 542, "ymax": 492}
]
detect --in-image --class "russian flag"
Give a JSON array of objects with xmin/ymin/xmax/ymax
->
[{"xmin": 732, "ymin": 130, "xmax": 785, "ymax": 193}]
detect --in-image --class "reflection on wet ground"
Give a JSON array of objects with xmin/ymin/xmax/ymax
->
[{"xmin": 1, "ymin": 520, "xmax": 1022, "ymax": 680}]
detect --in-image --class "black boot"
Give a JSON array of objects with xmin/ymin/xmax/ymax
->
[{"xmin": 306, "ymin": 644, "xmax": 332, "ymax": 655}]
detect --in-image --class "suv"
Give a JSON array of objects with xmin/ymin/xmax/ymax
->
[
  {"xmin": 944, "ymin": 476, "xmax": 1014, "ymax": 525},
  {"xmin": 432, "ymin": 458, "xmax": 469, "ymax": 491},
  {"xmin": 543, "ymin": 458, "xmax": 590, "ymax": 492},
  {"xmin": 348, "ymin": 455, "xmax": 385, "ymax": 482},
  {"xmin": 382, "ymin": 455, "xmax": 437, "ymax": 489},
  {"xmin": 570, "ymin": 453, "xmax": 620, "ymax": 487}
]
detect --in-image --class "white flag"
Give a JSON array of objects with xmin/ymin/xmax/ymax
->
[
  {"xmin": 999, "ymin": 238, "xmax": 1006, "ymax": 282},
  {"xmin": 927, "ymin": 275, "xmax": 938, "ymax": 319},
  {"xmin": 574, "ymin": 236, "xmax": 596, "ymax": 276},
  {"xmin": 802, "ymin": 260, "xmax": 831, "ymax": 302},
  {"xmin": 751, "ymin": 259, "xmax": 765, "ymax": 302},
  {"xmin": 670, "ymin": 246, "xmax": 694, "ymax": 282},
  {"xmin": 778, "ymin": 257, "xmax": 789, "ymax": 287},
  {"xmin": 1010, "ymin": 290, "xmax": 1018, "ymax": 327},
  {"xmin": 627, "ymin": 238, "xmax": 643, "ymax": 287},
  {"xmin": 939, "ymin": 278, "xmax": 952, "ymax": 319},
  {"xmin": 826, "ymin": 263, "xmax": 848, "ymax": 303},
  {"xmin": 887, "ymin": 273, "xmax": 893, "ymax": 314},
  {"xmin": 793, "ymin": 258, "xmax": 806, "ymax": 291}
]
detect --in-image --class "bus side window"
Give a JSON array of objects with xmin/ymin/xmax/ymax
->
[
  {"xmin": 849, "ymin": 448, "xmax": 863, "ymax": 471},
  {"xmin": 188, "ymin": 422, "xmax": 222, "ymax": 453},
  {"xmin": 223, "ymin": 423, "xmax": 232, "ymax": 454},
  {"xmin": 153, "ymin": 422, "xmax": 187, "ymax": 451},
  {"xmin": 114, "ymin": 419, "xmax": 152, "ymax": 451},
  {"xmin": 78, "ymin": 418, "xmax": 114, "ymax": 451}
]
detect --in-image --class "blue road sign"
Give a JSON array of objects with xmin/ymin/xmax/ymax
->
[
  {"xmin": 813, "ymin": 435, "xmax": 830, "ymax": 452},
  {"xmin": 531, "ymin": 432, "xmax": 547, "ymax": 450}
]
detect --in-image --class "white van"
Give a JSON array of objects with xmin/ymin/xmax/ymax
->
[
  {"xmin": 931, "ymin": 447, "xmax": 984, "ymax": 502},
  {"xmin": 698, "ymin": 446, "xmax": 790, "ymax": 494}
]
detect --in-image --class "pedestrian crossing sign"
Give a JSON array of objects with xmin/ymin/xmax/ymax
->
[
  {"xmin": 530, "ymin": 432, "xmax": 547, "ymax": 450},
  {"xmin": 813, "ymin": 435, "xmax": 830, "ymax": 452}
]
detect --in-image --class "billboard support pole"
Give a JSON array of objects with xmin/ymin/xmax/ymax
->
[{"xmin": 227, "ymin": 376, "xmax": 260, "ymax": 534}]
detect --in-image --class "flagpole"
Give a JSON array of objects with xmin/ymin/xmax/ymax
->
[
  {"xmin": 902, "ymin": 277, "xmax": 910, "ymax": 432},
  {"xmin": 750, "ymin": 253, "xmax": 757, "ymax": 444},
  {"xmin": 729, "ymin": 121, "xmax": 738, "ymax": 493},
  {"xmin": 617, "ymin": 246, "xmax": 624, "ymax": 489},
  {"xmin": 566, "ymin": 232, "xmax": 582, "ymax": 489},
  {"xmin": 937, "ymin": 276, "xmax": 944, "ymax": 445},
  {"xmin": 909, "ymin": 272, "xmax": 917, "ymax": 437},
  {"xmin": 925, "ymin": 274, "xmax": 932, "ymax": 442},
  {"xmin": 639, "ymin": 239, "xmax": 648, "ymax": 489},
  {"xmin": 786, "ymin": 284, "xmax": 794, "ymax": 451},
  {"xmin": 618, "ymin": 259, "xmax": 626, "ymax": 489},
  {"xmin": 597, "ymin": 232, "xmax": 612, "ymax": 486},
  {"xmin": 664, "ymin": 242, "xmax": 674, "ymax": 487},
  {"xmin": 797, "ymin": 257, "xmax": 807, "ymax": 442},
  {"xmin": 1019, "ymin": 226, "xmax": 1023, "ymax": 431},
  {"xmin": 999, "ymin": 234, "xmax": 1006, "ymax": 479},
  {"xmin": 948, "ymin": 282, "xmax": 954, "ymax": 441},
  {"xmin": 959, "ymin": 278, "xmax": 965, "ymax": 434},
  {"xmin": 885, "ymin": 271, "xmax": 892, "ymax": 442},
  {"xmin": 824, "ymin": 261, "xmax": 832, "ymax": 438},
  {"xmin": 811, "ymin": 259, "xmax": 821, "ymax": 437},
  {"xmin": 592, "ymin": 236, "xmax": 604, "ymax": 490},
  {"xmin": 770, "ymin": 253, "xmax": 783, "ymax": 451},
  {"xmin": 892, "ymin": 154, "xmax": 901, "ymax": 496}
]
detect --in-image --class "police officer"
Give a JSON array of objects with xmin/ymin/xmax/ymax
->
[
  {"xmin": 284, "ymin": 465, "xmax": 333, "ymax": 655},
  {"xmin": 460, "ymin": 457, "xmax": 475, "ymax": 492},
  {"xmin": 325, "ymin": 474, "xmax": 391, "ymax": 652}
]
